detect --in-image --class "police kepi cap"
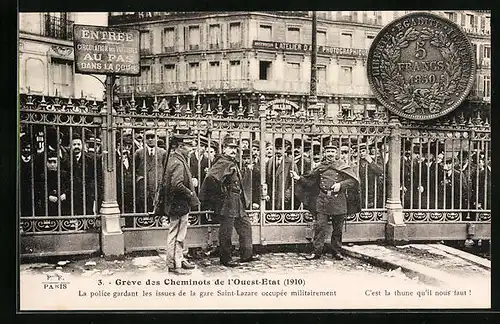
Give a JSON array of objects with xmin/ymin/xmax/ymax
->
[
  {"xmin": 252, "ymin": 140, "xmax": 260, "ymax": 148},
  {"xmin": 323, "ymin": 139, "xmax": 338, "ymax": 150},
  {"xmin": 223, "ymin": 135, "xmax": 239, "ymax": 147}
]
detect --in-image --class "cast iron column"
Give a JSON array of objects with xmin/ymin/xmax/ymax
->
[
  {"xmin": 385, "ymin": 116, "xmax": 408, "ymax": 244},
  {"xmin": 100, "ymin": 75, "xmax": 124, "ymax": 256}
]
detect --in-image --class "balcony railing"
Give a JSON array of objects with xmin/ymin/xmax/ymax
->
[
  {"xmin": 117, "ymin": 79, "xmax": 254, "ymax": 95},
  {"xmin": 43, "ymin": 15, "xmax": 73, "ymax": 40},
  {"xmin": 117, "ymin": 79, "xmax": 371, "ymax": 96}
]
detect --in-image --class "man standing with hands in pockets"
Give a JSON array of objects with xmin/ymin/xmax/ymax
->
[
  {"xmin": 291, "ymin": 139, "xmax": 361, "ymax": 261},
  {"xmin": 159, "ymin": 133, "xmax": 200, "ymax": 275}
]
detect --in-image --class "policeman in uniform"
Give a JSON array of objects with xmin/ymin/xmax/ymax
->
[
  {"xmin": 199, "ymin": 135, "xmax": 259, "ymax": 267},
  {"xmin": 292, "ymin": 140, "xmax": 360, "ymax": 260}
]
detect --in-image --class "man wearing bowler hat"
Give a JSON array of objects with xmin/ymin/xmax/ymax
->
[
  {"xmin": 134, "ymin": 129, "xmax": 168, "ymax": 213},
  {"xmin": 159, "ymin": 133, "xmax": 199, "ymax": 274},
  {"xmin": 199, "ymin": 135, "xmax": 259, "ymax": 267},
  {"xmin": 291, "ymin": 139, "xmax": 360, "ymax": 261}
]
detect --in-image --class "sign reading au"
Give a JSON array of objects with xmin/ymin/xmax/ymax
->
[{"xmin": 73, "ymin": 24, "xmax": 140, "ymax": 75}]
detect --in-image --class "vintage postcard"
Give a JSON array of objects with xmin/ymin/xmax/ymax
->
[{"xmin": 18, "ymin": 10, "xmax": 491, "ymax": 310}]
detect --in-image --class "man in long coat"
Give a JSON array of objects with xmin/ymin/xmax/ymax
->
[
  {"xmin": 291, "ymin": 140, "xmax": 360, "ymax": 261},
  {"xmin": 199, "ymin": 135, "xmax": 259, "ymax": 267},
  {"xmin": 265, "ymin": 138, "xmax": 297, "ymax": 210},
  {"xmin": 158, "ymin": 134, "xmax": 199, "ymax": 275},
  {"xmin": 357, "ymin": 143, "xmax": 384, "ymax": 209},
  {"xmin": 134, "ymin": 129, "xmax": 168, "ymax": 213},
  {"xmin": 116, "ymin": 134, "xmax": 135, "ymax": 225},
  {"xmin": 69, "ymin": 133, "xmax": 96, "ymax": 215}
]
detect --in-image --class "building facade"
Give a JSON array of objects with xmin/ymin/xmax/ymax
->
[
  {"xmin": 18, "ymin": 12, "xmax": 108, "ymax": 100},
  {"xmin": 109, "ymin": 10, "xmax": 490, "ymax": 119}
]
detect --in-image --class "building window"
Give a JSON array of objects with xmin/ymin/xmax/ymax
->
[
  {"xmin": 364, "ymin": 11, "xmax": 377, "ymax": 24},
  {"xmin": 229, "ymin": 22, "xmax": 241, "ymax": 48},
  {"xmin": 163, "ymin": 27, "xmax": 175, "ymax": 52},
  {"xmin": 229, "ymin": 60, "xmax": 241, "ymax": 80},
  {"xmin": 366, "ymin": 35, "xmax": 375, "ymax": 49},
  {"xmin": 340, "ymin": 32, "xmax": 352, "ymax": 48},
  {"xmin": 189, "ymin": 26, "xmax": 200, "ymax": 50},
  {"xmin": 161, "ymin": 64, "xmax": 176, "ymax": 82},
  {"xmin": 286, "ymin": 62, "xmax": 301, "ymax": 81},
  {"xmin": 484, "ymin": 16, "xmax": 490, "ymax": 32},
  {"xmin": 139, "ymin": 66, "xmax": 151, "ymax": 85},
  {"xmin": 466, "ymin": 14, "xmax": 475, "ymax": 28},
  {"xmin": 340, "ymin": 11, "xmax": 351, "ymax": 21},
  {"xmin": 444, "ymin": 12, "xmax": 455, "ymax": 22},
  {"xmin": 259, "ymin": 25, "xmax": 272, "ymax": 41},
  {"xmin": 140, "ymin": 31, "xmax": 151, "ymax": 54},
  {"xmin": 208, "ymin": 61, "xmax": 220, "ymax": 80},
  {"xmin": 208, "ymin": 24, "xmax": 221, "ymax": 49},
  {"xmin": 339, "ymin": 66, "xmax": 352, "ymax": 85},
  {"xmin": 483, "ymin": 46, "xmax": 490, "ymax": 59},
  {"xmin": 44, "ymin": 13, "xmax": 73, "ymax": 40},
  {"xmin": 317, "ymin": 30, "xmax": 327, "ymax": 46},
  {"xmin": 483, "ymin": 75, "xmax": 491, "ymax": 97},
  {"xmin": 259, "ymin": 61, "xmax": 272, "ymax": 80},
  {"xmin": 287, "ymin": 27, "xmax": 300, "ymax": 43},
  {"xmin": 317, "ymin": 65, "xmax": 327, "ymax": 84},
  {"xmin": 188, "ymin": 62, "xmax": 200, "ymax": 82},
  {"xmin": 51, "ymin": 58, "xmax": 73, "ymax": 97}
]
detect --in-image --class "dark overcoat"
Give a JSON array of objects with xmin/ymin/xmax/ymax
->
[
  {"xmin": 358, "ymin": 158, "xmax": 384, "ymax": 209},
  {"xmin": 134, "ymin": 146, "xmax": 168, "ymax": 212},
  {"xmin": 294, "ymin": 159, "xmax": 361, "ymax": 217},
  {"xmin": 160, "ymin": 150, "xmax": 200, "ymax": 217},
  {"xmin": 199, "ymin": 154, "xmax": 250, "ymax": 217}
]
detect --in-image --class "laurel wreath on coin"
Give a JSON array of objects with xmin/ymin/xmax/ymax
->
[{"xmin": 374, "ymin": 26, "xmax": 462, "ymax": 115}]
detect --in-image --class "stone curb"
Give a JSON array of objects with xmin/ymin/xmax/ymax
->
[
  {"xmin": 427, "ymin": 244, "xmax": 491, "ymax": 270},
  {"xmin": 341, "ymin": 245, "xmax": 450, "ymax": 287}
]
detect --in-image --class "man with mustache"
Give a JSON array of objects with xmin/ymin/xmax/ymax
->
[
  {"xmin": 291, "ymin": 139, "xmax": 360, "ymax": 261},
  {"xmin": 159, "ymin": 133, "xmax": 199, "ymax": 275}
]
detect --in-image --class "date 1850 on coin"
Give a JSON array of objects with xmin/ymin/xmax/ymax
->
[{"xmin": 367, "ymin": 12, "xmax": 476, "ymax": 120}]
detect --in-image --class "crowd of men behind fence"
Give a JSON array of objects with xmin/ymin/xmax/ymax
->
[{"xmin": 20, "ymin": 126, "xmax": 491, "ymax": 224}]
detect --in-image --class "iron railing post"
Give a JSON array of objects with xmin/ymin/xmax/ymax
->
[
  {"xmin": 99, "ymin": 75, "xmax": 124, "ymax": 256},
  {"xmin": 385, "ymin": 116, "xmax": 408, "ymax": 244},
  {"xmin": 258, "ymin": 96, "xmax": 268, "ymax": 246}
]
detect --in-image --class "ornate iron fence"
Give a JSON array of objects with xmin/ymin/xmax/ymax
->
[{"xmin": 19, "ymin": 93, "xmax": 491, "ymax": 256}]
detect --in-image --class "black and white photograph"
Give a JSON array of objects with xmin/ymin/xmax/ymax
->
[{"xmin": 18, "ymin": 10, "xmax": 491, "ymax": 310}]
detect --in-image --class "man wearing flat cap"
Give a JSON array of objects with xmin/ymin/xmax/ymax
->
[
  {"xmin": 158, "ymin": 133, "xmax": 199, "ymax": 274},
  {"xmin": 199, "ymin": 135, "xmax": 259, "ymax": 267},
  {"xmin": 291, "ymin": 139, "xmax": 360, "ymax": 261},
  {"xmin": 134, "ymin": 129, "xmax": 168, "ymax": 213}
]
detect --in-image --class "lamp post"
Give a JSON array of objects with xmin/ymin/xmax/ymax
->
[{"xmin": 309, "ymin": 11, "xmax": 318, "ymax": 105}]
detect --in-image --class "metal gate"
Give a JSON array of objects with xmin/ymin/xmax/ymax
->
[{"xmin": 19, "ymin": 93, "xmax": 491, "ymax": 257}]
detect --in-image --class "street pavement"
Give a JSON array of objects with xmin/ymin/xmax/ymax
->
[{"xmin": 19, "ymin": 244, "xmax": 491, "ymax": 310}]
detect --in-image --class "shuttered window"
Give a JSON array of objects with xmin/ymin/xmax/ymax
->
[
  {"xmin": 161, "ymin": 64, "xmax": 176, "ymax": 82},
  {"xmin": 317, "ymin": 30, "xmax": 326, "ymax": 46},
  {"xmin": 188, "ymin": 62, "xmax": 200, "ymax": 82},
  {"xmin": 189, "ymin": 26, "xmax": 200, "ymax": 50},
  {"xmin": 208, "ymin": 24, "xmax": 221, "ymax": 49},
  {"xmin": 163, "ymin": 27, "xmax": 175, "ymax": 52},
  {"xmin": 259, "ymin": 25, "xmax": 272, "ymax": 41},
  {"xmin": 287, "ymin": 27, "xmax": 300, "ymax": 42},
  {"xmin": 286, "ymin": 62, "xmax": 300, "ymax": 81},
  {"xmin": 229, "ymin": 61, "xmax": 241, "ymax": 80},
  {"xmin": 229, "ymin": 22, "xmax": 241, "ymax": 48}
]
